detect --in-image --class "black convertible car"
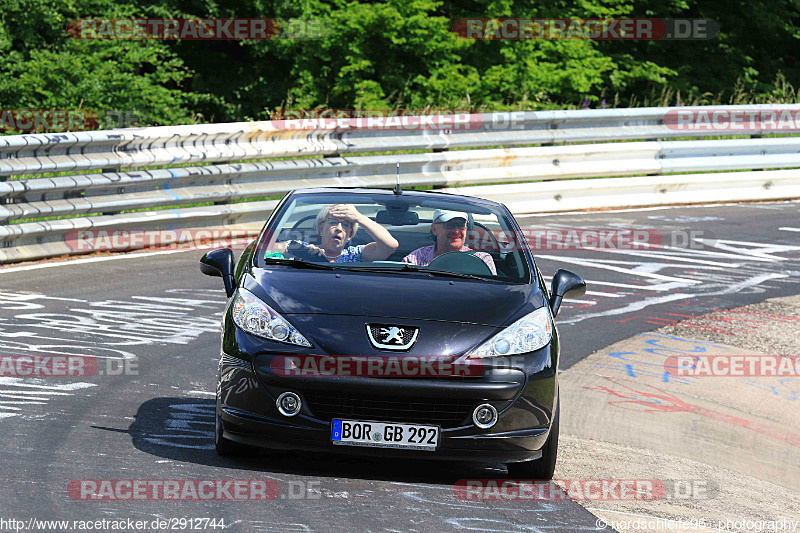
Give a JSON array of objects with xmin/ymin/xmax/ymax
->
[{"xmin": 200, "ymin": 188, "xmax": 585, "ymax": 478}]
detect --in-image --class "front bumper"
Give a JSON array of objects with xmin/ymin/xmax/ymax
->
[{"xmin": 217, "ymin": 348, "xmax": 558, "ymax": 463}]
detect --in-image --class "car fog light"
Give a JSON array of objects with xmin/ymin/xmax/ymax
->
[
  {"xmin": 473, "ymin": 403, "xmax": 498, "ymax": 429},
  {"xmin": 276, "ymin": 392, "xmax": 302, "ymax": 417}
]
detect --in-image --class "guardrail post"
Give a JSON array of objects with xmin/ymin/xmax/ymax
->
[{"xmin": 751, "ymin": 134, "xmax": 767, "ymax": 171}]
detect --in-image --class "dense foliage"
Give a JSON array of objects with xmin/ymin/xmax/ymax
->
[{"xmin": 1, "ymin": 0, "xmax": 799, "ymax": 129}]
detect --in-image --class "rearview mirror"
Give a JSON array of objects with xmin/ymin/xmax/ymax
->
[
  {"xmin": 375, "ymin": 210, "xmax": 419, "ymax": 226},
  {"xmin": 549, "ymin": 269, "xmax": 586, "ymax": 318},
  {"xmin": 200, "ymin": 248, "xmax": 235, "ymax": 297}
]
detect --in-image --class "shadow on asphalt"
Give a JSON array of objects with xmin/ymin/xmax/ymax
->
[{"xmin": 94, "ymin": 397, "xmax": 505, "ymax": 484}]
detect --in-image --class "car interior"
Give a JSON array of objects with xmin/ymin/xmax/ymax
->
[{"xmin": 274, "ymin": 206, "xmax": 526, "ymax": 280}]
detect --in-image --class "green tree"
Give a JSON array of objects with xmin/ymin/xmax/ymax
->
[
  {"xmin": 2, "ymin": 0, "xmax": 799, "ymax": 131},
  {"xmin": 0, "ymin": 0, "xmax": 202, "ymax": 130}
]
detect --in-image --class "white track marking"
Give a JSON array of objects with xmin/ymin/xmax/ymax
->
[
  {"xmin": 587, "ymin": 248, "xmax": 741, "ymax": 268},
  {"xmin": 0, "ymin": 248, "xmax": 195, "ymax": 275},
  {"xmin": 0, "ymin": 290, "xmax": 224, "ymax": 422},
  {"xmin": 516, "ymin": 200, "xmax": 799, "ymax": 217},
  {"xmin": 585, "ymin": 280, "xmax": 691, "ymax": 292},
  {"xmin": 560, "ymin": 293, "xmax": 695, "ymax": 324},
  {"xmin": 706, "ymin": 273, "xmax": 788, "ymax": 295},
  {"xmin": 699, "ymin": 238, "xmax": 800, "ymax": 260},
  {"xmin": 585, "ymin": 291, "xmax": 625, "ymax": 298},
  {"xmin": 0, "ymin": 378, "xmax": 97, "ymax": 390},
  {"xmin": 537, "ymin": 255, "xmax": 701, "ymax": 284},
  {"xmin": 0, "ymin": 377, "xmax": 96, "ymax": 419},
  {"xmin": 0, "ymin": 393, "xmax": 68, "ymax": 401},
  {"xmin": 0, "ymin": 390, "xmax": 74, "ymax": 395}
]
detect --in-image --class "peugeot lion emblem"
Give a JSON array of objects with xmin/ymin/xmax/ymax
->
[
  {"xmin": 381, "ymin": 327, "xmax": 404, "ymax": 344},
  {"xmin": 366, "ymin": 324, "xmax": 419, "ymax": 350}
]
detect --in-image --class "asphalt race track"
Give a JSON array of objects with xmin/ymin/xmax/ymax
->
[{"xmin": 0, "ymin": 200, "xmax": 798, "ymax": 533}]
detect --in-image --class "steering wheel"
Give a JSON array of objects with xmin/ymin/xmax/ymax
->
[
  {"xmin": 427, "ymin": 251, "xmax": 493, "ymax": 276},
  {"xmin": 286, "ymin": 241, "xmax": 326, "ymax": 262},
  {"xmin": 471, "ymin": 221, "xmax": 503, "ymax": 253},
  {"xmin": 290, "ymin": 215, "xmax": 318, "ymax": 232}
]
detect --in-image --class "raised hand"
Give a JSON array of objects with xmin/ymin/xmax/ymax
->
[{"xmin": 328, "ymin": 204, "xmax": 362, "ymax": 223}]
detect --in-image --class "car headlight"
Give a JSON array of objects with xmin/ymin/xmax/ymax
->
[
  {"xmin": 468, "ymin": 307, "xmax": 552, "ymax": 358},
  {"xmin": 231, "ymin": 289, "xmax": 312, "ymax": 347}
]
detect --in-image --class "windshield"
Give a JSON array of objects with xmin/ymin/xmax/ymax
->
[{"xmin": 255, "ymin": 192, "xmax": 531, "ymax": 283}]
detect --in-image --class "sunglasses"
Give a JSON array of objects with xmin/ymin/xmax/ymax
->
[{"xmin": 440, "ymin": 219, "xmax": 467, "ymax": 230}]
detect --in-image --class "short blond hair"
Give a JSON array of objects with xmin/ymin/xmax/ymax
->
[{"xmin": 316, "ymin": 204, "xmax": 359, "ymax": 240}]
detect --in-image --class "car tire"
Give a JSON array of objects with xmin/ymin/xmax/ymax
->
[
  {"xmin": 215, "ymin": 413, "xmax": 242, "ymax": 457},
  {"xmin": 506, "ymin": 395, "xmax": 560, "ymax": 480}
]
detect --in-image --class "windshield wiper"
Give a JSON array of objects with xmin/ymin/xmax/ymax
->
[
  {"xmin": 262, "ymin": 257, "xmax": 336, "ymax": 270},
  {"xmin": 348, "ymin": 263, "xmax": 490, "ymax": 281},
  {"xmin": 264, "ymin": 259, "xmax": 496, "ymax": 280},
  {"xmin": 413, "ymin": 266, "xmax": 490, "ymax": 281}
]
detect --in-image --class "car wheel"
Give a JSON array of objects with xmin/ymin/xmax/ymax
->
[
  {"xmin": 215, "ymin": 413, "xmax": 241, "ymax": 457},
  {"xmin": 506, "ymin": 395, "xmax": 560, "ymax": 480}
]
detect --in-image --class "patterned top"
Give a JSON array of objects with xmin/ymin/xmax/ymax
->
[
  {"xmin": 329, "ymin": 244, "xmax": 366, "ymax": 263},
  {"xmin": 285, "ymin": 241, "xmax": 366, "ymax": 263},
  {"xmin": 402, "ymin": 245, "xmax": 497, "ymax": 275}
]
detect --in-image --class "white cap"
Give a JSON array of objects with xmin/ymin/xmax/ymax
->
[{"xmin": 433, "ymin": 209, "xmax": 469, "ymax": 224}]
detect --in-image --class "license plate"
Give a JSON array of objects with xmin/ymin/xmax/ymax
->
[{"xmin": 331, "ymin": 419, "xmax": 439, "ymax": 451}]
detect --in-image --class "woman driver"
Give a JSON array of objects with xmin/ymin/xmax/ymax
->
[{"xmin": 272, "ymin": 204, "xmax": 398, "ymax": 262}]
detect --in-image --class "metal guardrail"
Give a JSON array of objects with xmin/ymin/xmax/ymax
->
[{"xmin": 2, "ymin": 105, "xmax": 800, "ymax": 263}]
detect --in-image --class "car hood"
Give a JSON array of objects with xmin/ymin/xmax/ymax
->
[{"xmin": 243, "ymin": 266, "xmax": 545, "ymax": 327}]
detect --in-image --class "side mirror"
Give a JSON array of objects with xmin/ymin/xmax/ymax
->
[
  {"xmin": 200, "ymin": 248, "xmax": 235, "ymax": 297},
  {"xmin": 549, "ymin": 269, "xmax": 586, "ymax": 318}
]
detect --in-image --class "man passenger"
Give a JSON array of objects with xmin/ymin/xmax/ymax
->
[{"xmin": 402, "ymin": 209, "xmax": 496, "ymax": 274}]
